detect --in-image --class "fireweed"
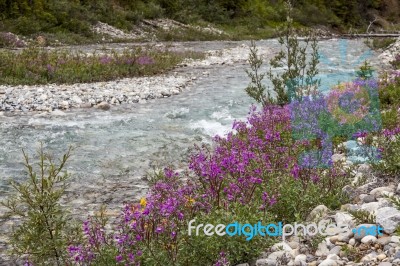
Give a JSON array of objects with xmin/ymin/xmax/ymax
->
[
  {"xmin": 68, "ymin": 84, "xmax": 393, "ymax": 264},
  {"xmin": 0, "ymin": 47, "xmax": 204, "ymax": 85}
]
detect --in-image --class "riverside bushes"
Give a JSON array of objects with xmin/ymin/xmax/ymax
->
[
  {"xmin": 0, "ymin": 47, "xmax": 203, "ymax": 85},
  {"xmin": 1, "ymin": 146, "xmax": 75, "ymax": 265}
]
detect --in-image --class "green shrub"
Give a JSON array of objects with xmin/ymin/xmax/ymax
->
[
  {"xmin": 245, "ymin": 3, "xmax": 320, "ymax": 106},
  {"xmin": 381, "ymin": 108, "xmax": 399, "ymax": 129},
  {"xmin": 373, "ymin": 131, "xmax": 400, "ymax": 178},
  {"xmin": 365, "ymin": 38, "xmax": 396, "ymax": 50},
  {"xmin": 379, "ymin": 78, "xmax": 400, "ymax": 109},
  {"xmin": 1, "ymin": 146, "xmax": 77, "ymax": 265}
]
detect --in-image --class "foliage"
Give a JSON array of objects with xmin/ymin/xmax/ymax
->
[
  {"xmin": 391, "ymin": 55, "xmax": 400, "ymax": 70},
  {"xmin": 245, "ymin": 1, "xmax": 320, "ymax": 106},
  {"xmin": 245, "ymin": 41, "xmax": 268, "ymax": 106},
  {"xmin": 1, "ymin": 146, "xmax": 75, "ymax": 265},
  {"xmin": 365, "ymin": 38, "xmax": 396, "ymax": 51},
  {"xmin": 0, "ymin": 0, "xmax": 398, "ymax": 43},
  {"xmin": 356, "ymin": 61, "xmax": 374, "ymax": 80},
  {"xmin": 372, "ymin": 128, "xmax": 400, "ymax": 177},
  {"xmin": 379, "ymin": 75, "xmax": 400, "ymax": 109},
  {"xmin": 68, "ymin": 168, "xmax": 272, "ymax": 265},
  {"xmin": 0, "ymin": 47, "xmax": 204, "ymax": 85},
  {"xmin": 347, "ymin": 209, "xmax": 376, "ymax": 224}
]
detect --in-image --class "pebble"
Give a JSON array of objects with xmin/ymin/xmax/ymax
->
[{"xmin": 362, "ymin": 236, "xmax": 378, "ymax": 244}]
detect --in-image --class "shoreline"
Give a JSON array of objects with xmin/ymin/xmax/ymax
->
[{"xmin": 0, "ymin": 43, "xmax": 271, "ymax": 114}]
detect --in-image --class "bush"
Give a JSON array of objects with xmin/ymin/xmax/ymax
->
[
  {"xmin": 379, "ymin": 76, "xmax": 400, "ymax": 109},
  {"xmin": 1, "ymin": 146, "xmax": 76, "ymax": 265}
]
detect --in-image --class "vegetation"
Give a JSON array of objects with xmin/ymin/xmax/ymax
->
[
  {"xmin": 245, "ymin": 2, "xmax": 320, "ymax": 106},
  {"xmin": 365, "ymin": 38, "xmax": 396, "ymax": 51},
  {"xmin": 0, "ymin": 47, "xmax": 203, "ymax": 85},
  {"xmin": 0, "ymin": 0, "xmax": 399, "ymax": 44},
  {"xmin": 0, "ymin": 146, "xmax": 77, "ymax": 265}
]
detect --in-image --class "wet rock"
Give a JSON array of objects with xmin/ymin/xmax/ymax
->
[
  {"xmin": 95, "ymin": 102, "xmax": 111, "ymax": 110},
  {"xmin": 51, "ymin": 110, "xmax": 66, "ymax": 116}
]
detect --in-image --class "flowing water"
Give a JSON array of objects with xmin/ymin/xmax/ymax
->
[{"xmin": 0, "ymin": 39, "xmax": 379, "ymax": 210}]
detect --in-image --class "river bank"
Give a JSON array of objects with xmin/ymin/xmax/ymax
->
[{"xmin": 0, "ymin": 43, "xmax": 271, "ymax": 113}]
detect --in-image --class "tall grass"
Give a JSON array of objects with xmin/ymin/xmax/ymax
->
[{"xmin": 0, "ymin": 47, "xmax": 204, "ymax": 85}]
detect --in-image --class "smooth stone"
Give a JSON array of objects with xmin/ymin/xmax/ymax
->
[
  {"xmin": 318, "ymin": 258, "xmax": 337, "ymax": 266},
  {"xmin": 377, "ymin": 237, "xmax": 392, "ymax": 245},
  {"xmin": 315, "ymin": 242, "xmax": 329, "ymax": 257},
  {"xmin": 330, "ymin": 236, "xmax": 339, "ymax": 244},
  {"xmin": 294, "ymin": 254, "xmax": 307, "ymax": 264},
  {"xmin": 361, "ymin": 235, "xmax": 377, "ymax": 244},
  {"xmin": 329, "ymin": 246, "xmax": 341, "ymax": 255},
  {"xmin": 394, "ymin": 251, "xmax": 400, "ymax": 259},
  {"xmin": 378, "ymin": 263, "xmax": 392, "ymax": 266},
  {"xmin": 327, "ymin": 254, "xmax": 339, "ymax": 260},
  {"xmin": 288, "ymin": 241, "xmax": 299, "ymax": 249},
  {"xmin": 370, "ymin": 187, "xmax": 395, "ymax": 198},
  {"xmin": 95, "ymin": 102, "xmax": 111, "ymax": 110},
  {"xmin": 391, "ymin": 236, "xmax": 400, "ymax": 243},
  {"xmin": 349, "ymin": 238, "xmax": 356, "ymax": 246},
  {"xmin": 362, "ymin": 195, "xmax": 376, "ymax": 203},
  {"xmin": 377, "ymin": 253, "xmax": 387, "ymax": 260},
  {"xmin": 255, "ymin": 259, "xmax": 276, "ymax": 266},
  {"xmin": 267, "ymin": 251, "xmax": 286, "ymax": 261}
]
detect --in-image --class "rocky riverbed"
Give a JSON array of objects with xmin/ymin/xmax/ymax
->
[{"xmin": 0, "ymin": 44, "xmax": 271, "ymax": 113}]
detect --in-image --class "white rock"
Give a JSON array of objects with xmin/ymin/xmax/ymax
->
[
  {"xmin": 335, "ymin": 212, "xmax": 355, "ymax": 228},
  {"xmin": 319, "ymin": 258, "xmax": 337, "ymax": 266},
  {"xmin": 72, "ymin": 95, "xmax": 83, "ymax": 104},
  {"xmin": 327, "ymin": 254, "xmax": 339, "ymax": 260},
  {"xmin": 377, "ymin": 253, "xmax": 387, "ymax": 260},
  {"xmin": 370, "ymin": 187, "xmax": 395, "ymax": 198},
  {"xmin": 376, "ymin": 207, "xmax": 400, "ymax": 234},
  {"xmin": 361, "ymin": 235, "xmax": 377, "ymax": 244},
  {"xmin": 95, "ymin": 102, "xmax": 111, "ymax": 111},
  {"xmin": 391, "ymin": 236, "xmax": 400, "ymax": 243},
  {"xmin": 315, "ymin": 242, "xmax": 329, "ymax": 257},
  {"xmin": 294, "ymin": 254, "xmax": 307, "ymax": 264},
  {"xmin": 51, "ymin": 110, "xmax": 66, "ymax": 116}
]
